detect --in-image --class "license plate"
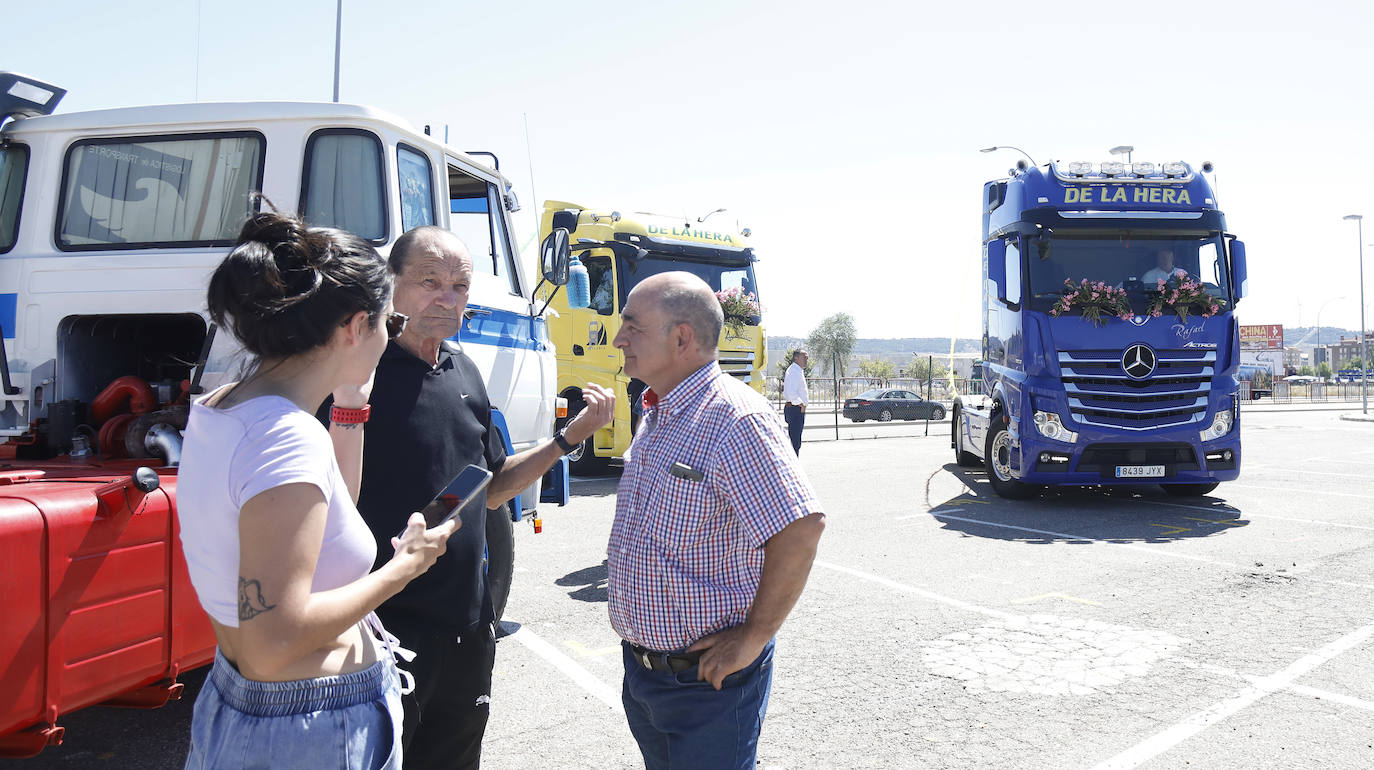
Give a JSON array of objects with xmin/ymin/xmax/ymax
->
[{"xmin": 1115, "ymin": 465, "xmax": 1165, "ymax": 478}]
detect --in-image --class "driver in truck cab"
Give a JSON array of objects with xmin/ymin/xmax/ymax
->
[{"xmin": 1142, "ymin": 247, "xmax": 1185, "ymax": 285}]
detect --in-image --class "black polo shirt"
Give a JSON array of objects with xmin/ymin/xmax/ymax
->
[{"xmin": 321, "ymin": 340, "xmax": 506, "ymax": 636}]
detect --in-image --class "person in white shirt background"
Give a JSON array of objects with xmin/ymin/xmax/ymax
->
[{"xmin": 782, "ymin": 349, "xmax": 809, "ymax": 454}]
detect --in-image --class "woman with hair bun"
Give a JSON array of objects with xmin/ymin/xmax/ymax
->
[{"xmin": 177, "ymin": 211, "xmax": 455, "ymax": 769}]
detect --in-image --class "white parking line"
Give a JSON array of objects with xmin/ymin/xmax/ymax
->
[
  {"xmin": 1121, "ymin": 497, "xmax": 1374, "ymax": 532},
  {"xmin": 1284, "ymin": 684, "xmax": 1374, "ymax": 713},
  {"xmin": 814, "ymin": 560, "xmax": 1017, "ymax": 621},
  {"xmin": 1229, "ymin": 483, "xmax": 1374, "ymax": 502},
  {"xmin": 926, "ymin": 512, "xmax": 1242, "ymax": 568},
  {"xmin": 505, "ymin": 626, "xmax": 625, "ymax": 714},
  {"xmin": 924, "ymin": 511, "xmax": 1374, "ymax": 591},
  {"xmin": 1090, "ymin": 619, "xmax": 1374, "ymax": 769},
  {"xmin": 1245, "ymin": 465, "xmax": 1374, "ymax": 480}
]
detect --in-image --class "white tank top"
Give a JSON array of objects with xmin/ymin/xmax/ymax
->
[{"xmin": 177, "ymin": 393, "xmax": 377, "ymax": 627}]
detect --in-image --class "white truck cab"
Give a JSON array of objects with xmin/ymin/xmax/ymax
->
[{"xmin": 0, "ymin": 74, "xmax": 570, "ymax": 491}]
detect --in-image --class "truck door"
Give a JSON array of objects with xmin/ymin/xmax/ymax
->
[{"xmin": 566, "ymin": 252, "xmax": 619, "ymax": 376}]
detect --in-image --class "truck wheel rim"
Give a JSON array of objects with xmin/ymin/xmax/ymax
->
[{"xmin": 991, "ymin": 432, "xmax": 1014, "ymax": 481}]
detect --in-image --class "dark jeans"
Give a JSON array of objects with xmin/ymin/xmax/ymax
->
[
  {"xmin": 621, "ymin": 639, "xmax": 775, "ymax": 770},
  {"xmin": 783, "ymin": 404, "xmax": 805, "ymax": 454},
  {"xmin": 392, "ymin": 623, "xmax": 495, "ymax": 770}
]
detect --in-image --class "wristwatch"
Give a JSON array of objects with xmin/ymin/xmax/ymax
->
[{"xmin": 553, "ymin": 429, "xmax": 577, "ymax": 455}]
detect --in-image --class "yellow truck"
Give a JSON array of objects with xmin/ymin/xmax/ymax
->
[{"xmin": 536, "ymin": 201, "xmax": 766, "ymax": 471}]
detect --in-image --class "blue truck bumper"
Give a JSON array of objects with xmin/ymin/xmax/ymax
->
[{"xmin": 1009, "ymin": 425, "xmax": 1241, "ymax": 486}]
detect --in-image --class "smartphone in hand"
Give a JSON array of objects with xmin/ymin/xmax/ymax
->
[{"xmin": 401, "ymin": 464, "xmax": 493, "ymax": 538}]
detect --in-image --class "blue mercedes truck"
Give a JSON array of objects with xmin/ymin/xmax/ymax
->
[{"xmin": 952, "ymin": 157, "xmax": 1250, "ymax": 499}]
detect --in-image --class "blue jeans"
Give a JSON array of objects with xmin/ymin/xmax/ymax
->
[
  {"xmin": 621, "ymin": 639, "xmax": 775, "ymax": 770},
  {"xmin": 185, "ymin": 649, "xmax": 403, "ymax": 770},
  {"xmin": 783, "ymin": 404, "xmax": 804, "ymax": 454}
]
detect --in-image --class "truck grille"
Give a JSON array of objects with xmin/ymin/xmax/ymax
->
[
  {"xmin": 1058, "ymin": 348, "xmax": 1213, "ymax": 431},
  {"xmin": 719, "ymin": 350, "xmax": 756, "ymax": 381}
]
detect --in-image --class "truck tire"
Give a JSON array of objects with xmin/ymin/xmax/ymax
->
[
  {"xmin": 984, "ymin": 417, "xmax": 1038, "ymax": 499},
  {"xmin": 952, "ymin": 409, "xmax": 981, "ymax": 467},
  {"xmin": 1162, "ymin": 482, "xmax": 1220, "ymax": 497},
  {"xmin": 564, "ymin": 399, "xmax": 609, "ymax": 475},
  {"xmin": 485, "ymin": 504, "xmax": 515, "ymax": 626}
]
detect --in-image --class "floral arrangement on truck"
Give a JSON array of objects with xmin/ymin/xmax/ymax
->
[
  {"xmin": 716, "ymin": 287, "xmax": 761, "ymax": 336},
  {"xmin": 1051, "ymin": 272, "xmax": 1225, "ymax": 326}
]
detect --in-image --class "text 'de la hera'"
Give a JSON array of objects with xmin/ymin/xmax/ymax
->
[{"xmin": 1063, "ymin": 186, "xmax": 1192, "ymax": 205}]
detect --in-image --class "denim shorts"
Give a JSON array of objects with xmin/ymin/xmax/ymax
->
[{"xmin": 184, "ymin": 649, "xmax": 403, "ymax": 770}]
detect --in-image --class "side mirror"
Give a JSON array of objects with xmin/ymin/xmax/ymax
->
[
  {"xmin": 987, "ymin": 239, "xmax": 1008, "ymax": 302},
  {"xmin": 540, "ymin": 228, "xmax": 572, "ymax": 286},
  {"xmin": 1230, "ymin": 239, "xmax": 1248, "ymax": 302}
]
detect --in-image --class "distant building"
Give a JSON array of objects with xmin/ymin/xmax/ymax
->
[
  {"xmin": 1282, "ymin": 347, "xmax": 1305, "ymax": 372},
  {"xmin": 1330, "ymin": 335, "xmax": 1370, "ymax": 369}
]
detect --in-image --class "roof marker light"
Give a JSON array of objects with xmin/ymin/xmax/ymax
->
[
  {"xmin": 1065, "ymin": 161, "xmax": 1093, "ymax": 176},
  {"xmin": 1131, "ymin": 162, "xmax": 1156, "ymax": 176},
  {"xmin": 1100, "ymin": 161, "xmax": 1126, "ymax": 176}
]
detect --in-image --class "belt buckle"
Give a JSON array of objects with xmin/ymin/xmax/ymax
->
[{"xmin": 639, "ymin": 650, "xmax": 653, "ymax": 670}]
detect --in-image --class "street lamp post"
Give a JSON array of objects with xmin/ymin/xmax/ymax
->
[
  {"xmin": 979, "ymin": 146, "xmax": 1038, "ymax": 168},
  {"xmin": 1343, "ymin": 215, "xmax": 1368, "ymax": 414}
]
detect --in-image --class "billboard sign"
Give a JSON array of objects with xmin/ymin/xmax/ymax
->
[{"xmin": 1239, "ymin": 324, "xmax": 1283, "ymax": 350}]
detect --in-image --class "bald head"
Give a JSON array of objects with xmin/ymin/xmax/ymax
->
[
  {"xmin": 635, "ymin": 272, "xmax": 723, "ymax": 353},
  {"xmin": 390, "ymin": 225, "xmax": 471, "ymax": 276}
]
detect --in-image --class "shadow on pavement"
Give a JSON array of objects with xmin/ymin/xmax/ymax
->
[
  {"xmin": 930, "ymin": 463, "xmax": 1248, "ymax": 544},
  {"xmin": 568, "ymin": 468, "xmax": 621, "ymax": 499},
  {"xmin": 555, "ymin": 560, "xmax": 608, "ymax": 603}
]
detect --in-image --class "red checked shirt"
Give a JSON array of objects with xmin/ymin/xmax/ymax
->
[{"xmin": 608, "ymin": 362, "xmax": 822, "ymax": 652}]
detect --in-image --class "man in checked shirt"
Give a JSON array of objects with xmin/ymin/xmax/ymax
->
[{"xmin": 608, "ymin": 271, "xmax": 826, "ymax": 770}]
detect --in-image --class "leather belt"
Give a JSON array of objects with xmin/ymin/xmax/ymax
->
[{"xmin": 629, "ymin": 643, "xmax": 702, "ymax": 673}]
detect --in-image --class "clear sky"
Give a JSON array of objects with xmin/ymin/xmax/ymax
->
[{"xmin": 8, "ymin": 0, "xmax": 1374, "ymax": 339}]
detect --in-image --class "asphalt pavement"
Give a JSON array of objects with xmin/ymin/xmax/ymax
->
[{"xmin": 6, "ymin": 410, "xmax": 1373, "ymax": 769}]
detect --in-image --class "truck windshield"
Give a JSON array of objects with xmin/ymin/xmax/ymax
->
[
  {"xmin": 616, "ymin": 254, "xmax": 761, "ymax": 321},
  {"xmin": 1025, "ymin": 233, "xmax": 1232, "ymax": 314}
]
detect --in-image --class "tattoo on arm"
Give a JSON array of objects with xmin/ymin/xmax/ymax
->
[{"xmin": 238, "ymin": 577, "xmax": 277, "ymax": 621}]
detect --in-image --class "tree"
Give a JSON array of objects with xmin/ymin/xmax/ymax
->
[
  {"xmin": 855, "ymin": 358, "xmax": 895, "ymax": 381},
  {"xmin": 1297, "ymin": 365, "xmax": 1314, "ymax": 377},
  {"xmin": 1318, "ymin": 361, "xmax": 1333, "ymax": 379},
  {"xmin": 807, "ymin": 313, "xmax": 857, "ymax": 377},
  {"xmin": 905, "ymin": 355, "xmax": 948, "ymax": 383}
]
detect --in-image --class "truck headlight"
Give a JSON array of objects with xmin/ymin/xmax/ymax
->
[
  {"xmin": 1033, "ymin": 411, "xmax": 1078, "ymax": 443},
  {"xmin": 1198, "ymin": 409, "xmax": 1233, "ymax": 442}
]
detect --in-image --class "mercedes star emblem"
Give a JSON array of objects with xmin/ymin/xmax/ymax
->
[{"xmin": 1121, "ymin": 344, "xmax": 1157, "ymax": 379}]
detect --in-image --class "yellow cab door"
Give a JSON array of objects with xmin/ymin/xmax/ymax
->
[{"xmin": 567, "ymin": 253, "xmax": 620, "ymax": 378}]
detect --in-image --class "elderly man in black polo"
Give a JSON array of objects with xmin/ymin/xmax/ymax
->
[{"xmin": 321, "ymin": 226, "xmax": 612, "ymax": 769}]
